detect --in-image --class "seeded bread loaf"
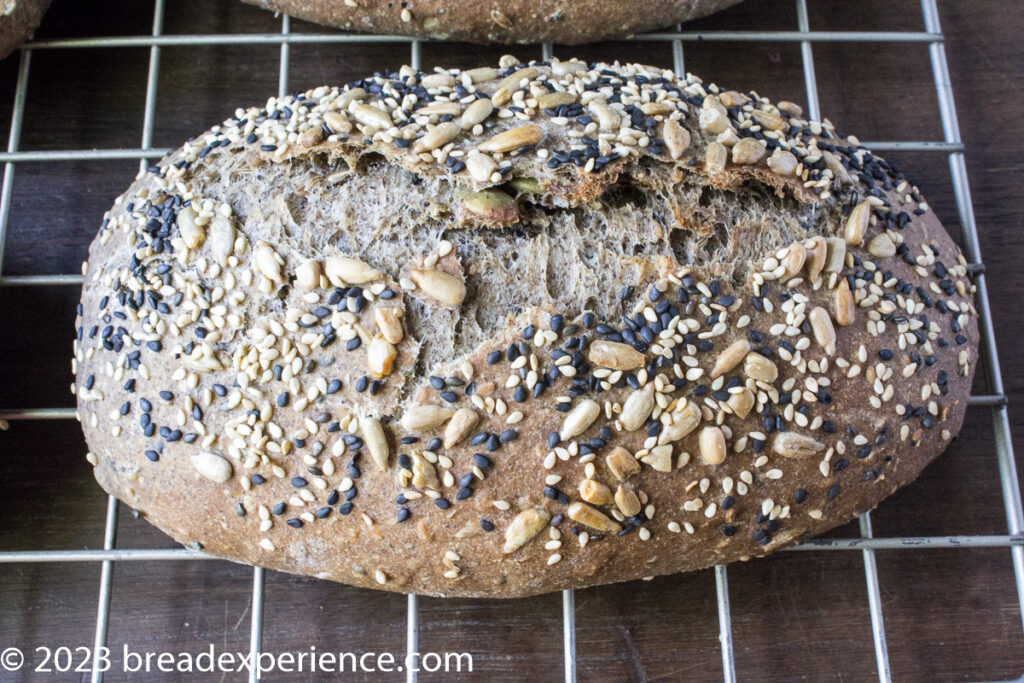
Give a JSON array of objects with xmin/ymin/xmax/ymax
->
[
  {"xmin": 0, "ymin": 0, "xmax": 50, "ymax": 60},
  {"xmin": 74, "ymin": 57, "xmax": 979, "ymax": 598},
  {"xmin": 242, "ymin": 0, "xmax": 742, "ymax": 44}
]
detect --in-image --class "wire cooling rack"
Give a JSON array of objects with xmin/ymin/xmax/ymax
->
[{"xmin": 0, "ymin": 1, "xmax": 1021, "ymax": 681}]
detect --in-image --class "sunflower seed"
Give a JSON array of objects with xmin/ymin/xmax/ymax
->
[
  {"xmin": 560, "ymin": 398, "xmax": 600, "ymax": 439},
  {"xmin": 327, "ymin": 255, "xmax": 382, "ymax": 285},
  {"xmin": 579, "ymin": 478, "xmax": 614, "ymax": 506},
  {"xmin": 351, "ymin": 104, "xmax": 393, "ymax": 130},
  {"xmin": 420, "ymin": 72, "xmax": 455, "ymax": 89},
  {"xmin": 503, "ymin": 508, "xmax": 550, "ymax": 553},
  {"xmin": 409, "ymin": 268, "xmax": 466, "ymax": 307},
  {"xmin": 415, "ymin": 101, "xmax": 462, "ymax": 117},
  {"xmin": 568, "ymin": 502, "xmax": 621, "ymax": 532},
  {"xmin": 824, "ymin": 237, "xmax": 847, "ymax": 273},
  {"xmin": 295, "ymin": 259, "xmax": 322, "ymax": 289},
  {"xmin": 461, "ymin": 189, "xmax": 518, "ymax": 224},
  {"xmin": 443, "ymin": 407, "xmax": 479, "ymax": 448},
  {"xmin": 588, "ymin": 340, "xmax": 645, "ymax": 370},
  {"xmin": 477, "ymin": 124, "xmax": 544, "ymax": 153},
  {"xmin": 208, "ymin": 215, "xmax": 235, "ymax": 266},
  {"xmin": 411, "ymin": 452, "xmax": 439, "ymax": 489},
  {"xmin": 657, "ymin": 401, "xmax": 701, "ymax": 445},
  {"xmin": 845, "ymin": 200, "xmax": 871, "ymax": 246},
  {"xmin": 465, "ymin": 150, "xmax": 498, "ymax": 183},
  {"xmin": 191, "ymin": 451, "xmax": 232, "ymax": 483},
  {"xmin": 367, "ymin": 335, "xmax": 397, "ymax": 377},
  {"xmin": 705, "ymin": 141, "xmax": 728, "ymax": 173},
  {"xmin": 699, "ymin": 426, "xmax": 727, "ymax": 466},
  {"xmin": 711, "ymin": 339, "xmax": 751, "ymax": 378},
  {"xmin": 752, "ymin": 109, "xmax": 784, "ymax": 131},
  {"xmin": 662, "ymin": 118, "xmax": 691, "ymax": 160},
  {"xmin": 732, "ymin": 137, "xmax": 766, "ymax": 165},
  {"xmin": 744, "ymin": 352, "xmax": 778, "ymax": 383},
  {"xmin": 772, "ymin": 432, "xmax": 824, "ymax": 458},
  {"xmin": 640, "ymin": 444, "xmax": 674, "ymax": 472},
  {"xmin": 492, "ymin": 67, "xmax": 538, "ymax": 106},
  {"xmin": 778, "ymin": 100, "xmax": 803, "ymax": 117},
  {"xmin": 868, "ymin": 232, "xmax": 896, "ymax": 258},
  {"xmin": 805, "ymin": 236, "xmax": 827, "ymax": 281},
  {"xmin": 361, "ymin": 416, "xmax": 389, "ymax": 470},
  {"xmin": 176, "ymin": 206, "xmax": 205, "ymax": 249},
  {"xmin": 336, "ymin": 87, "xmax": 366, "ymax": 108},
  {"xmin": 727, "ymin": 388, "xmax": 755, "ymax": 418},
  {"xmin": 606, "ymin": 446, "xmax": 640, "ymax": 482},
  {"xmin": 699, "ymin": 106, "xmax": 730, "ymax": 135},
  {"xmin": 767, "ymin": 147, "xmax": 798, "ymax": 176},
  {"xmin": 614, "ymin": 485, "xmax": 642, "ymax": 517},
  {"xmin": 834, "ymin": 278, "xmax": 856, "ymax": 327},
  {"xmin": 374, "ymin": 306, "xmax": 404, "ymax": 344},
  {"xmin": 413, "ymin": 121, "xmax": 460, "ymax": 153},
  {"xmin": 401, "ymin": 404, "xmax": 455, "ymax": 431},
  {"xmin": 323, "ymin": 111, "xmax": 352, "ymax": 134},
  {"xmin": 537, "ymin": 91, "xmax": 576, "ymax": 109},
  {"xmin": 619, "ymin": 383, "xmax": 655, "ymax": 432},
  {"xmin": 254, "ymin": 242, "xmax": 284, "ymax": 283},
  {"xmin": 809, "ymin": 306, "xmax": 837, "ymax": 356},
  {"xmin": 823, "ymin": 150, "xmax": 852, "ymax": 184},
  {"xmin": 589, "ymin": 99, "xmax": 621, "ymax": 131}
]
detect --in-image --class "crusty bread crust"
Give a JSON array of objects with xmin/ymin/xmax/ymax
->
[
  {"xmin": 0, "ymin": 0, "xmax": 50, "ymax": 60},
  {"xmin": 74, "ymin": 57, "xmax": 978, "ymax": 598},
  {"xmin": 242, "ymin": 0, "xmax": 743, "ymax": 44}
]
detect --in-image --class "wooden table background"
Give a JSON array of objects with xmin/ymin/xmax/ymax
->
[{"xmin": 0, "ymin": 1, "xmax": 1022, "ymax": 680}]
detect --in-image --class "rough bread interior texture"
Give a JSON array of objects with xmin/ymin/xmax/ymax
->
[
  {"xmin": 242, "ymin": 0, "xmax": 742, "ymax": 45},
  {"xmin": 74, "ymin": 57, "xmax": 979, "ymax": 598},
  {"xmin": 0, "ymin": 0, "xmax": 50, "ymax": 60}
]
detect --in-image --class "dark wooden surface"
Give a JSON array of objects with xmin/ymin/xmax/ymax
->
[{"xmin": 1, "ymin": 1, "xmax": 1023, "ymax": 680}]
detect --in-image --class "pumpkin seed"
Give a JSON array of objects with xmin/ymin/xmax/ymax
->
[
  {"xmin": 699, "ymin": 426, "xmax": 727, "ymax": 466},
  {"xmin": 503, "ymin": 508, "xmax": 550, "ymax": 553},
  {"xmin": 409, "ymin": 268, "xmax": 466, "ymax": 307},
  {"xmin": 443, "ymin": 407, "xmax": 479, "ymax": 448},
  {"xmin": 191, "ymin": 451, "xmax": 232, "ymax": 483},
  {"xmin": 588, "ymin": 340, "xmax": 645, "ymax": 370},
  {"xmin": 568, "ymin": 502, "xmax": 621, "ymax": 532},
  {"xmin": 560, "ymin": 398, "xmax": 600, "ymax": 439},
  {"xmin": 465, "ymin": 150, "xmax": 497, "ymax": 182},
  {"xmin": 460, "ymin": 189, "xmax": 518, "ymax": 224},
  {"xmin": 767, "ymin": 147, "xmax": 798, "ymax": 176}
]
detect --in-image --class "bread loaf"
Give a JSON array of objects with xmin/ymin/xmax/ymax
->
[
  {"xmin": 0, "ymin": 0, "xmax": 50, "ymax": 60},
  {"xmin": 74, "ymin": 57, "xmax": 979, "ymax": 598},
  {"xmin": 242, "ymin": 0, "xmax": 742, "ymax": 44}
]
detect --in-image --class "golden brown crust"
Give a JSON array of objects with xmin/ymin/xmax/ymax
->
[
  {"xmin": 75, "ymin": 58, "xmax": 979, "ymax": 598},
  {"xmin": 241, "ymin": 0, "xmax": 743, "ymax": 44},
  {"xmin": 0, "ymin": 0, "xmax": 50, "ymax": 60}
]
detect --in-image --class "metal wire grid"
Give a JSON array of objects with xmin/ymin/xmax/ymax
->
[{"xmin": 0, "ymin": 1, "xmax": 1020, "ymax": 681}]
